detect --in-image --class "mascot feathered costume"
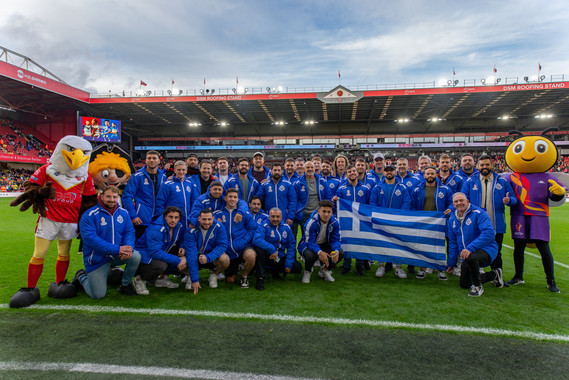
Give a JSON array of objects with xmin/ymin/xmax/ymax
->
[
  {"xmin": 9, "ymin": 135, "xmax": 97, "ymax": 307},
  {"xmin": 504, "ymin": 127, "xmax": 568, "ymax": 292}
]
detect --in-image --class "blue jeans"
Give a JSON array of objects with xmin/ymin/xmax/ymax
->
[{"xmin": 80, "ymin": 252, "xmax": 141, "ymax": 299}]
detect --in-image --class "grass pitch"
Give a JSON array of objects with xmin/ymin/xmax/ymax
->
[{"xmin": 1, "ymin": 198, "xmax": 568, "ymax": 379}]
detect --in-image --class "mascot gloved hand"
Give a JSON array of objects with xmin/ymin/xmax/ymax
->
[
  {"xmin": 504, "ymin": 127, "xmax": 568, "ymax": 293},
  {"xmin": 9, "ymin": 136, "xmax": 97, "ymax": 308}
]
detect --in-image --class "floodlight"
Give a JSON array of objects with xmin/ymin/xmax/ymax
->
[
  {"xmin": 524, "ymin": 76, "xmax": 529, "ymax": 82},
  {"xmin": 496, "ymin": 78, "xmax": 501, "ymax": 84},
  {"xmin": 232, "ymin": 88, "xmax": 236, "ymax": 93},
  {"xmin": 480, "ymin": 78, "xmax": 486, "ymax": 84},
  {"xmin": 211, "ymin": 89, "xmax": 215, "ymax": 94},
  {"xmin": 167, "ymin": 90, "xmax": 172, "ymax": 96},
  {"xmin": 266, "ymin": 87, "xmax": 271, "ymax": 93},
  {"xmin": 447, "ymin": 80, "xmax": 452, "ymax": 86},
  {"xmin": 540, "ymin": 75, "xmax": 546, "ymax": 81}
]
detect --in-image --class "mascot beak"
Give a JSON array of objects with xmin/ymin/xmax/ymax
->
[{"xmin": 62, "ymin": 148, "xmax": 89, "ymax": 170}]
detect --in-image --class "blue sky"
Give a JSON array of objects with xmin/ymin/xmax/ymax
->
[{"xmin": 1, "ymin": 0, "xmax": 567, "ymax": 94}]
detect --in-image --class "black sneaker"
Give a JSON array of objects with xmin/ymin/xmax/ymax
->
[
  {"xmin": 547, "ymin": 281, "xmax": 560, "ymax": 293},
  {"xmin": 506, "ymin": 277, "xmax": 524, "ymax": 286},
  {"xmin": 240, "ymin": 276, "xmax": 250, "ymax": 289},
  {"xmin": 255, "ymin": 278, "xmax": 265, "ymax": 291},
  {"xmin": 118, "ymin": 283, "xmax": 136, "ymax": 296},
  {"xmin": 407, "ymin": 265, "xmax": 416, "ymax": 274},
  {"xmin": 363, "ymin": 261, "xmax": 371, "ymax": 271},
  {"xmin": 356, "ymin": 267, "xmax": 365, "ymax": 276},
  {"xmin": 341, "ymin": 267, "xmax": 350, "ymax": 275},
  {"xmin": 71, "ymin": 269, "xmax": 86, "ymax": 291},
  {"xmin": 272, "ymin": 271, "xmax": 282, "ymax": 280},
  {"xmin": 385, "ymin": 262, "xmax": 393, "ymax": 272}
]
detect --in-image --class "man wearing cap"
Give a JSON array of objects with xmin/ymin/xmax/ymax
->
[
  {"xmin": 185, "ymin": 153, "xmax": 200, "ymax": 176},
  {"xmin": 249, "ymin": 151, "xmax": 271, "ymax": 184},
  {"xmin": 367, "ymin": 153, "xmax": 386, "ymax": 185},
  {"xmin": 370, "ymin": 164, "xmax": 411, "ymax": 279}
]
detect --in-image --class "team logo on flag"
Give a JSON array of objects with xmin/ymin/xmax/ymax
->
[
  {"xmin": 117, "ymin": 215, "xmax": 124, "ymax": 224},
  {"xmin": 100, "ymin": 217, "xmax": 107, "ymax": 226}
]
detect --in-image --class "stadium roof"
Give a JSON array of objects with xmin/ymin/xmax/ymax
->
[{"xmin": 1, "ymin": 58, "xmax": 569, "ymax": 141}]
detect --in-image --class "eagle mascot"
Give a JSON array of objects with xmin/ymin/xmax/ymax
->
[
  {"xmin": 503, "ymin": 127, "xmax": 568, "ymax": 293},
  {"xmin": 9, "ymin": 135, "xmax": 97, "ymax": 307}
]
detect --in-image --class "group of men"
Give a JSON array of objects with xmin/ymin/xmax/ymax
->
[{"xmin": 73, "ymin": 148, "xmax": 562, "ymax": 299}]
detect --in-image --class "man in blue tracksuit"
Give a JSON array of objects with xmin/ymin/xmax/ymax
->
[
  {"xmin": 298, "ymin": 200, "xmax": 343, "ymax": 283},
  {"xmin": 293, "ymin": 161, "xmax": 330, "ymax": 236},
  {"xmin": 256, "ymin": 163, "xmax": 296, "ymax": 225},
  {"xmin": 122, "ymin": 150, "xmax": 166, "ymax": 240},
  {"xmin": 332, "ymin": 165, "xmax": 370, "ymax": 275},
  {"xmin": 224, "ymin": 158, "xmax": 260, "ymax": 203},
  {"xmin": 456, "ymin": 153, "xmax": 480, "ymax": 183},
  {"xmin": 447, "ymin": 192, "xmax": 502, "ymax": 297},
  {"xmin": 183, "ymin": 208, "xmax": 229, "ymax": 292},
  {"xmin": 369, "ymin": 164, "xmax": 412, "ymax": 279},
  {"xmin": 249, "ymin": 196, "xmax": 269, "ymax": 227},
  {"xmin": 253, "ymin": 207, "xmax": 301, "ymax": 290},
  {"xmin": 213, "ymin": 189, "xmax": 258, "ymax": 289},
  {"xmin": 395, "ymin": 158, "xmax": 421, "ymax": 194},
  {"xmin": 155, "ymin": 160, "xmax": 198, "ymax": 228},
  {"xmin": 188, "ymin": 181, "xmax": 226, "ymax": 228},
  {"xmin": 460, "ymin": 155, "xmax": 517, "ymax": 284},
  {"xmin": 132, "ymin": 206, "xmax": 186, "ymax": 295},
  {"xmin": 437, "ymin": 154, "xmax": 463, "ymax": 193},
  {"xmin": 366, "ymin": 152, "xmax": 386, "ymax": 186},
  {"xmin": 75, "ymin": 186, "xmax": 140, "ymax": 299}
]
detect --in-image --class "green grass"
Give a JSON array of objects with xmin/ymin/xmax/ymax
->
[{"xmin": 1, "ymin": 198, "xmax": 569, "ymax": 378}]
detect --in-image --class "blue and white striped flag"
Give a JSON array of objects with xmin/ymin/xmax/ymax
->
[{"xmin": 338, "ymin": 199, "xmax": 447, "ymax": 270}]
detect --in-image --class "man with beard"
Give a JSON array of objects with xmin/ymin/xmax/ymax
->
[
  {"xmin": 189, "ymin": 181, "xmax": 227, "ymax": 228},
  {"xmin": 249, "ymin": 195, "xmax": 269, "ymax": 226},
  {"xmin": 366, "ymin": 153, "xmax": 385, "ymax": 185},
  {"xmin": 249, "ymin": 151, "xmax": 271, "ymax": 184},
  {"xmin": 283, "ymin": 158, "xmax": 300, "ymax": 183},
  {"xmin": 333, "ymin": 154, "xmax": 349, "ymax": 181},
  {"xmin": 224, "ymin": 158, "xmax": 260, "ymax": 203},
  {"xmin": 437, "ymin": 154, "xmax": 463, "ymax": 193},
  {"xmin": 369, "ymin": 164, "xmax": 411, "ymax": 279},
  {"xmin": 155, "ymin": 161, "xmax": 197, "ymax": 229},
  {"xmin": 191, "ymin": 160, "xmax": 216, "ymax": 196},
  {"xmin": 457, "ymin": 153, "xmax": 479, "ymax": 182},
  {"xmin": 410, "ymin": 167, "xmax": 453, "ymax": 280},
  {"xmin": 321, "ymin": 160, "xmax": 340, "ymax": 200},
  {"xmin": 354, "ymin": 157, "xmax": 376, "ymax": 188},
  {"xmin": 415, "ymin": 155, "xmax": 432, "ymax": 184},
  {"xmin": 332, "ymin": 165, "xmax": 370, "ymax": 275},
  {"xmin": 185, "ymin": 153, "xmax": 200, "ymax": 176},
  {"xmin": 256, "ymin": 163, "xmax": 296, "ymax": 226},
  {"xmin": 460, "ymin": 155, "xmax": 516, "ymax": 288}
]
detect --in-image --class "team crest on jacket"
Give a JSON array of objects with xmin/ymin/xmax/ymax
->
[
  {"xmin": 319, "ymin": 184, "xmax": 324, "ymax": 191},
  {"xmin": 186, "ymin": 186, "xmax": 192, "ymax": 192},
  {"xmin": 279, "ymin": 185, "xmax": 285, "ymax": 191},
  {"xmin": 450, "ymin": 180, "xmax": 456, "ymax": 186},
  {"xmin": 438, "ymin": 192, "xmax": 444, "ymax": 198},
  {"xmin": 330, "ymin": 183, "xmax": 336, "ymax": 189},
  {"xmin": 282, "ymin": 231, "xmax": 287, "ymax": 238},
  {"xmin": 358, "ymin": 190, "xmax": 364, "ymax": 196},
  {"xmin": 176, "ymin": 185, "xmax": 181, "ymax": 192},
  {"xmin": 495, "ymin": 183, "xmax": 502, "ymax": 190},
  {"xmin": 221, "ymin": 215, "xmax": 226, "ymax": 222},
  {"xmin": 406, "ymin": 181, "xmax": 412, "ymax": 187},
  {"xmin": 466, "ymin": 218, "xmax": 472, "ymax": 225},
  {"xmin": 395, "ymin": 189, "xmax": 401, "ymax": 196},
  {"xmin": 100, "ymin": 217, "xmax": 107, "ymax": 226},
  {"xmin": 117, "ymin": 215, "xmax": 124, "ymax": 223}
]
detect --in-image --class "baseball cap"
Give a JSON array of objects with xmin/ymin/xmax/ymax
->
[
  {"xmin": 384, "ymin": 164, "xmax": 396, "ymax": 170},
  {"xmin": 253, "ymin": 151, "xmax": 264, "ymax": 158},
  {"xmin": 373, "ymin": 153, "xmax": 385, "ymax": 160}
]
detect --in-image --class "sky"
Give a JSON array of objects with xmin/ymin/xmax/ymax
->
[{"xmin": 1, "ymin": 0, "xmax": 568, "ymax": 95}]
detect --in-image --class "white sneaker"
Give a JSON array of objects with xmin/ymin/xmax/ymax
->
[
  {"xmin": 416, "ymin": 270, "xmax": 426, "ymax": 279},
  {"xmin": 322, "ymin": 270, "xmax": 335, "ymax": 282},
  {"xmin": 425, "ymin": 268, "xmax": 434, "ymax": 274},
  {"xmin": 181, "ymin": 275, "xmax": 189, "ymax": 283},
  {"xmin": 133, "ymin": 277, "xmax": 149, "ymax": 295},
  {"xmin": 301, "ymin": 271, "xmax": 311, "ymax": 283},
  {"xmin": 452, "ymin": 266, "xmax": 461, "ymax": 277},
  {"xmin": 468, "ymin": 285, "xmax": 484, "ymax": 297},
  {"xmin": 217, "ymin": 272, "xmax": 226, "ymax": 281},
  {"xmin": 375, "ymin": 266, "xmax": 386, "ymax": 278},
  {"xmin": 208, "ymin": 272, "xmax": 218, "ymax": 288},
  {"xmin": 318, "ymin": 269, "xmax": 325, "ymax": 278},
  {"xmin": 155, "ymin": 276, "xmax": 179, "ymax": 288},
  {"xmin": 438, "ymin": 271, "xmax": 448, "ymax": 281},
  {"xmin": 185, "ymin": 276, "xmax": 193, "ymax": 290},
  {"xmin": 394, "ymin": 267, "xmax": 407, "ymax": 279}
]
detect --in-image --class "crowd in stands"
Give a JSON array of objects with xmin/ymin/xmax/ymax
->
[
  {"xmin": 0, "ymin": 117, "xmax": 52, "ymax": 158},
  {"xmin": 0, "ymin": 168, "xmax": 33, "ymax": 192}
]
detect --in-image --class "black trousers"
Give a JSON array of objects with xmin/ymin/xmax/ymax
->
[
  {"xmin": 512, "ymin": 239, "xmax": 555, "ymax": 281},
  {"xmin": 302, "ymin": 242, "xmax": 344, "ymax": 272},
  {"xmin": 137, "ymin": 260, "xmax": 168, "ymax": 282},
  {"xmin": 490, "ymin": 233, "xmax": 504, "ymax": 270},
  {"xmin": 255, "ymin": 248, "xmax": 302, "ymax": 280},
  {"xmin": 459, "ymin": 249, "xmax": 496, "ymax": 288}
]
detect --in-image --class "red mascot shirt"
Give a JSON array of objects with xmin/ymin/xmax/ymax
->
[{"xmin": 29, "ymin": 164, "xmax": 96, "ymax": 223}]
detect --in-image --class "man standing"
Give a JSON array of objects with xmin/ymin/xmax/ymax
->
[
  {"xmin": 396, "ymin": 157, "xmax": 420, "ymax": 192},
  {"xmin": 298, "ymin": 200, "xmax": 343, "ymax": 283},
  {"xmin": 213, "ymin": 189, "xmax": 257, "ymax": 288},
  {"xmin": 369, "ymin": 164, "xmax": 411, "ymax": 279},
  {"xmin": 320, "ymin": 160, "xmax": 340, "ymax": 196},
  {"xmin": 447, "ymin": 193, "xmax": 503, "ymax": 296},
  {"xmin": 185, "ymin": 153, "xmax": 200, "ymax": 176},
  {"xmin": 183, "ymin": 208, "xmax": 230, "ymax": 290},
  {"xmin": 437, "ymin": 154, "xmax": 462, "ymax": 193},
  {"xmin": 311, "ymin": 156, "xmax": 322, "ymax": 175},
  {"xmin": 354, "ymin": 157, "xmax": 376, "ymax": 188},
  {"xmin": 215, "ymin": 157, "xmax": 232, "ymax": 186},
  {"xmin": 256, "ymin": 163, "xmax": 296, "ymax": 226},
  {"xmin": 123, "ymin": 150, "xmax": 166, "ymax": 240},
  {"xmin": 293, "ymin": 160, "xmax": 329, "ymax": 236},
  {"xmin": 189, "ymin": 181, "xmax": 227, "ymax": 228},
  {"xmin": 410, "ymin": 167, "xmax": 453, "ymax": 279},
  {"xmin": 155, "ymin": 160, "xmax": 197, "ymax": 228},
  {"xmin": 75, "ymin": 186, "xmax": 141, "ymax": 299},
  {"xmin": 253, "ymin": 208, "xmax": 301, "ymax": 290},
  {"xmin": 366, "ymin": 153, "xmax": 385, "ymax": 185},
  {"xmin": 283, "ymin": 158, "xmax": 300, "ymax": 183},
  {"xmin": 249, "ymin": 195, "xmax": 269, "ymax": 226},
  {"xmin": 191, "ymin": 160, "xmax": 216, "ymax": 196},
  {"xmin": 295, "ymin": 158, "xmax": 306, "ymax": 177},
  {"xmin": 132, "ymin": 206, "xmax": 187, "ymax": 295},
  {"xmin": 457, "ymin": 153, "xmax": 479, "ymax": 182},
  {"xmin": 249, "ymin": 151, "xmax": 271, "ymax": 184},
  {"xmin": 224, "ymin": 158, "xmax": 260, "ymax": 203},
  {"xmin": 332, "ymin": 165, "xmax": 370, "ymax": 275},
  {"xmin": 461, "ymin": 155, "xmax": 516, "ymax": 288}
]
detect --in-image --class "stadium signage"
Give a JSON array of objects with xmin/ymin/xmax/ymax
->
[
  {"xmin": 135, "ymin": 144, "xmax": 335, "ymax": 151},
  {"xmin": 503, "ymin": 83, "xmax": 565, "ymax": 91},
  {"xmin": 0, "ymin": 153, "xmax": 48, "ymax": 164}
]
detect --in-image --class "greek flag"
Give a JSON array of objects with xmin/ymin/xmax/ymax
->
[{"xmin": 338, "ymin": 199, "xmax": 447, "ymax": 270}]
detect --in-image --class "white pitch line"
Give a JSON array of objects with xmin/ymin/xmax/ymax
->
[
  {"xmin": 1, "ymin": 303, "xmax": 568, "ymax": 343},
  {"xmin": 0, "ymin": 361, "xmax": 319, "ymax": 380},
  {"xmin": 502, "ymin": 244, "xmax": 569, "ymax": 269}
]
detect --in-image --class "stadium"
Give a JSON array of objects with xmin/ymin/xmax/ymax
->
[{"xmin": 1, "ymin": 43, "xmax": 569, "ymax": 379}]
